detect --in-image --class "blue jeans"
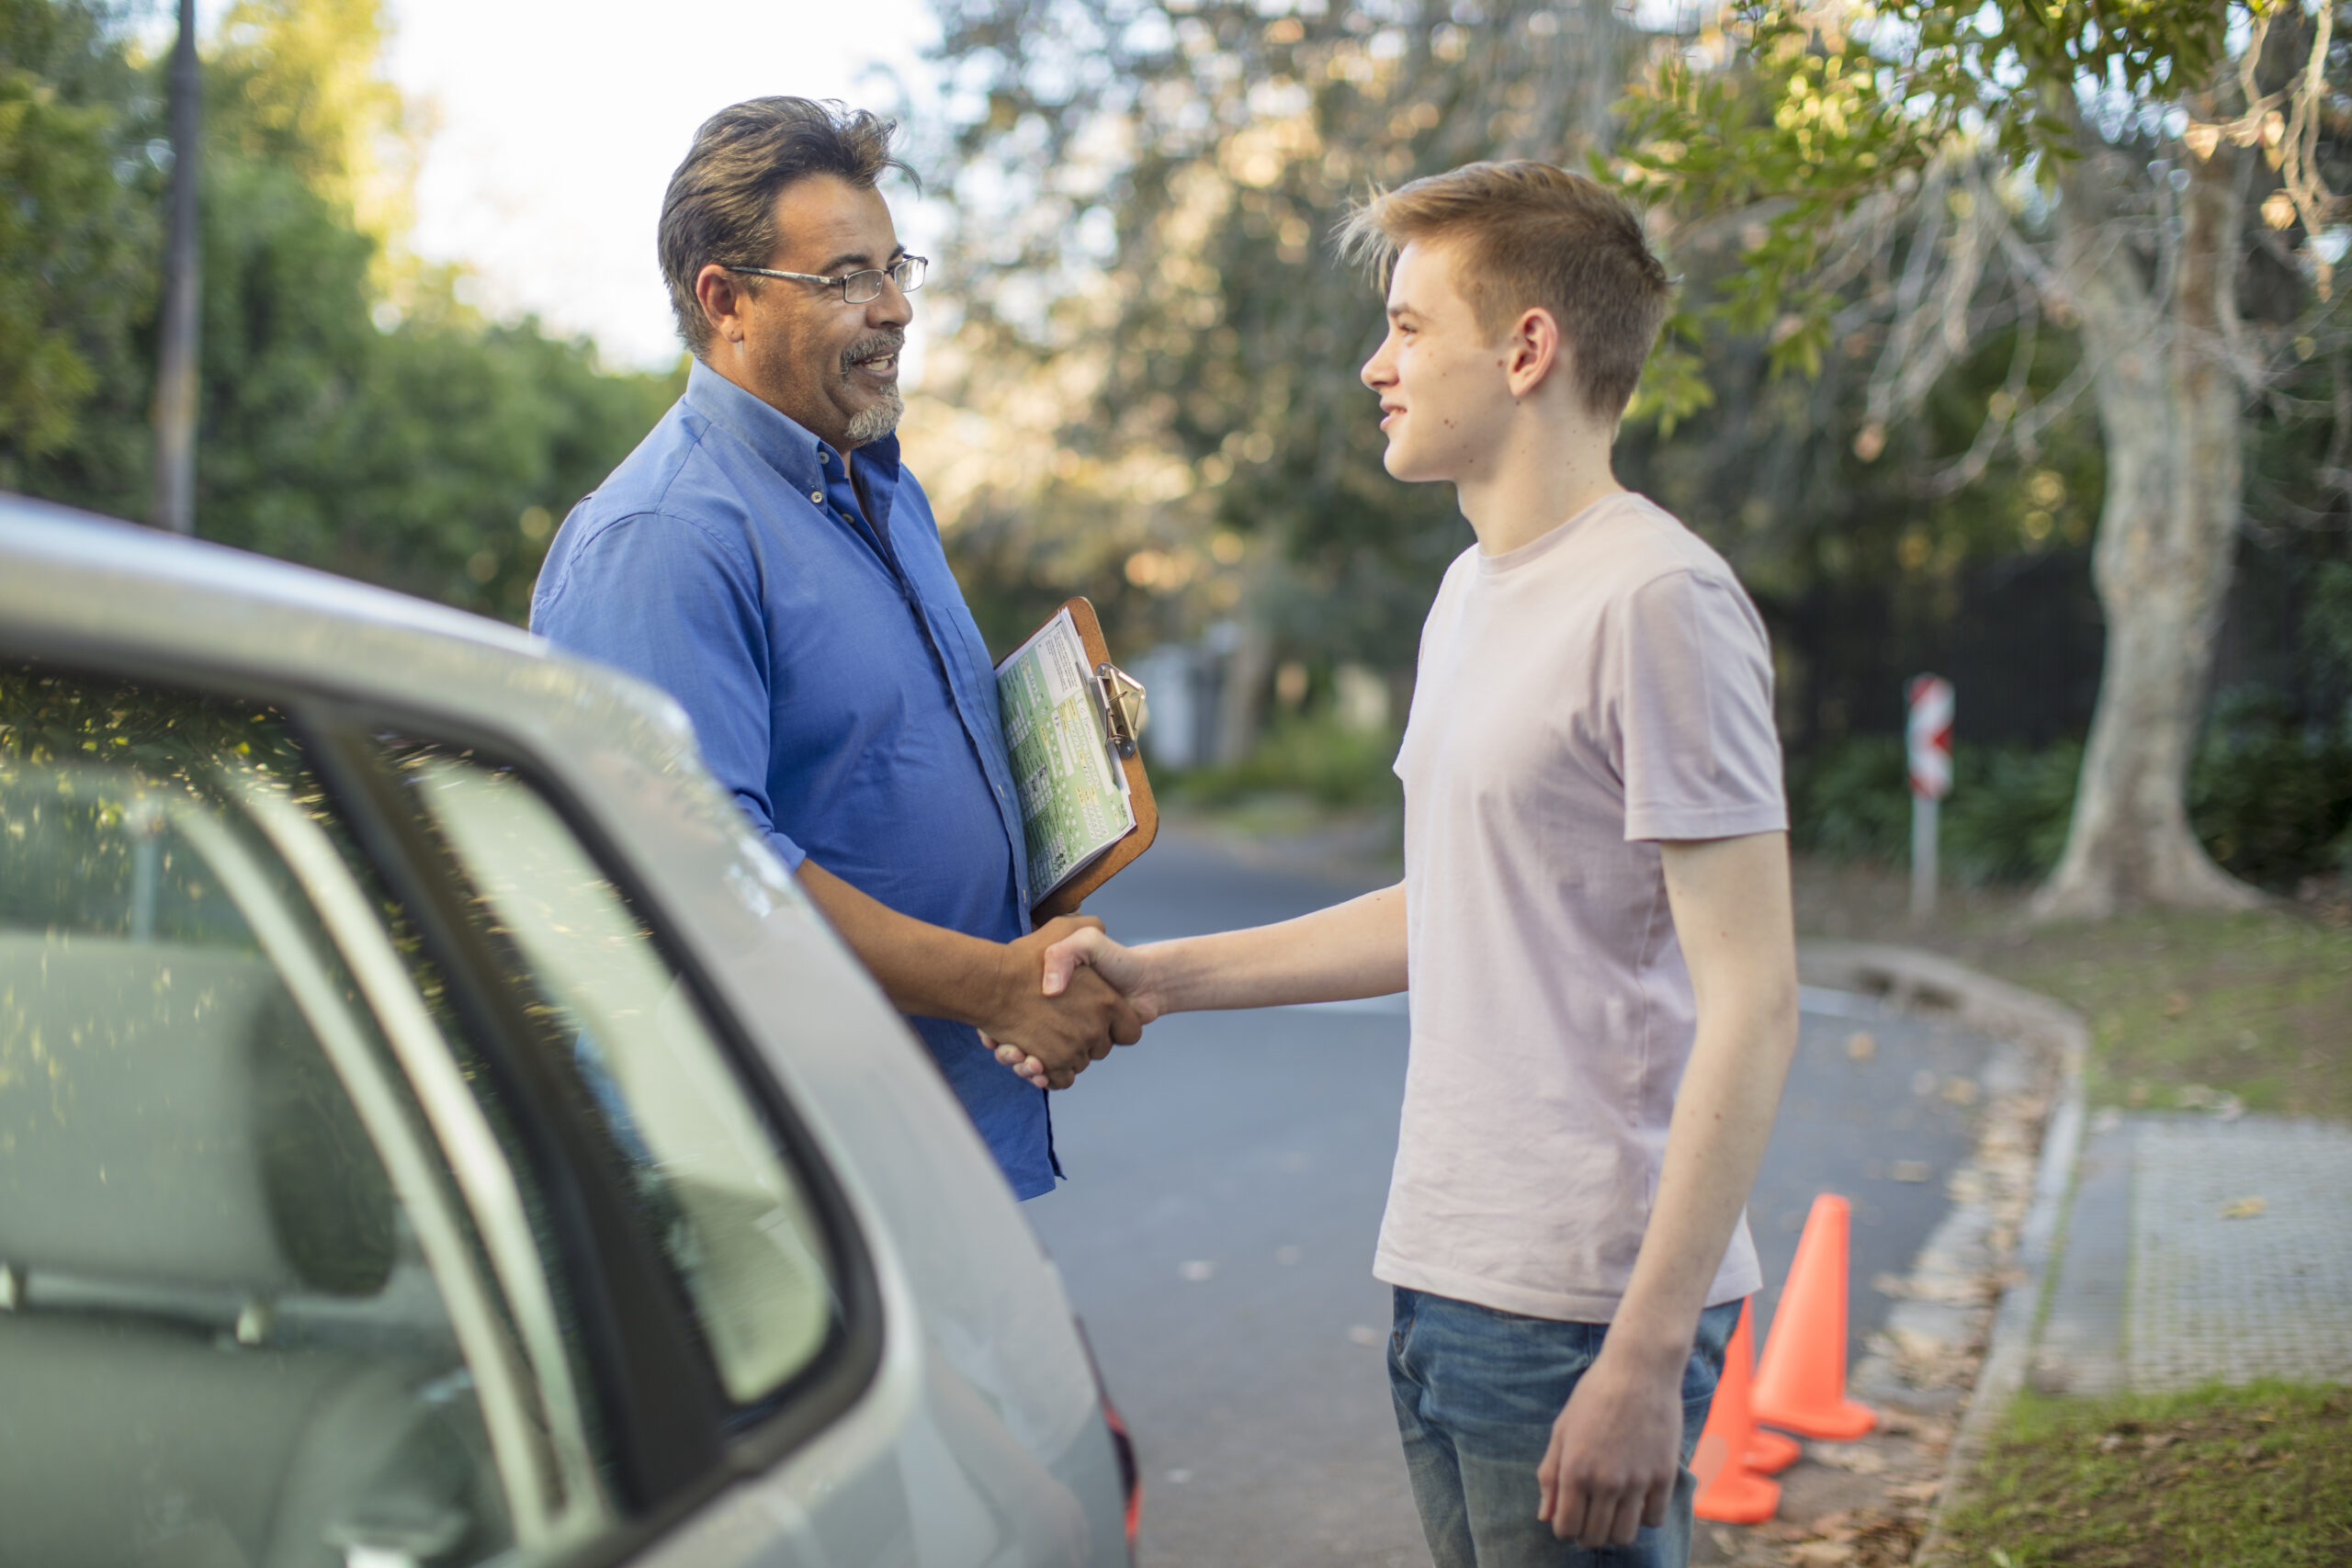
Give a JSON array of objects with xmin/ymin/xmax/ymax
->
[{"xmin": 1387, "ymin": 1288, "xmax": 1742, "ymax": 1568}]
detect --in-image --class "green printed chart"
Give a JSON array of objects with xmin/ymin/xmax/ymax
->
[{"xmin": 995, "ymin": 608, "xmax": 1136, "ymax": 899}]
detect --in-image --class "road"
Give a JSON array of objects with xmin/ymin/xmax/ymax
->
[{"xmin": 1025, "ymin": 829, "xmax": 1995, "ymax": 1567}]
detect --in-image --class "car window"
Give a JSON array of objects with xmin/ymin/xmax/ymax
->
[
  {"xmin": 383, "ymin": 747, "xmax": 842, "ymax": 1408},
  {"xmin": 0, "ymin": 667, "xmax": 605, "ymax": 1567}
]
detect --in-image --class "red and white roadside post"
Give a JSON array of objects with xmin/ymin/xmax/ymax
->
[{"xmin": 1906, "ymin": 676, "xmax": 1953, "ymax": 922}]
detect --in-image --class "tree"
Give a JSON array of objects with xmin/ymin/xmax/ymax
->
[
  {"xmin": 920, "ymin": 0, "xmax": 2118, "ymax": 764},
  {"xmin": 4, "ymin": 0, "xmax": 679, "ymax": 624},
  {"xmin": 1625, "ymin": 0, "xmax": 2348, "ymax": 918},
  {"xmin": 919, "ymin": 0, "xmax": 1643, "ymax": 677},
  {"xmin": 0, "ymin": 0, "xmax": 153, "ymax": 474}
]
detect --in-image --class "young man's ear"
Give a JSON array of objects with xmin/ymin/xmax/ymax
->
[{"xmin": 1505, "ymin": 306, "xmax": 1563, "ymax": 400}]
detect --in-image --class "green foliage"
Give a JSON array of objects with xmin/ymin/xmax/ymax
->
[
  {"xmin": 1793, "ymin": 702, "xmax": 2352, "ymax": 891},
  {"xmin": 0, "ymin": 0, "xmax": 153, "ymax": 461},
  {"xmin": 1164, "ymin": 712, "xmax": 1403, "ymax": 813},
  {"xmin": 2305, "ymin": 559, "xmax": 2352, "ymax": 694},
  {"xmin": 205, "ymin": 0, "xmax": 408, "ymax": 235},
  {"xmin": 1786, "ymin": 735, "xmax": 2081, "ymax": 886},
  {"xmin": 2192, "ymin": 688, "xmax": 2352, "ymax": 886},
  {"xmin": 181, "ymin": 137, "xmax": 678, "ymax": 615},
  {"xmin": 2, "ymin": 0, "xmax": 677, "ymax": 624},
  {"xmin": 1785, "ymin": 734, "xmax": 1910, "ymax": 864},
  {"xmin": 1947, "ymin": 741, "xmax": 2085, "ymax": 885},
  {"xmin": 927, "ymin": 0, "xmax": 1639, "ymax": 669},
  {"xmin": 1618, "ymin": 0, "xmax": 2233, "ymax": 412}
]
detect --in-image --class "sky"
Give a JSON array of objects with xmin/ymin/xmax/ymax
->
[{"xmin": 379, "ymin": 0, "xmax": 943, "ymax": 370}]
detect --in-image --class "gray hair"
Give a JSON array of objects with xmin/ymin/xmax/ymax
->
[{"xmin": 659, "ymin": 97, "xmax": 917, "ymax": 356}]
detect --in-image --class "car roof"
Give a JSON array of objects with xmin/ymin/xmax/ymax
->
[{"xmin": 0, "ymin": 492, "xmax": 698, "ymax": 773}]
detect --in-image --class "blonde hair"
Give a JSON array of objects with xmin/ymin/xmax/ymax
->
[{"xmin": 1338, "ymin": 161, "xmax": 1672, "ymax": 418}]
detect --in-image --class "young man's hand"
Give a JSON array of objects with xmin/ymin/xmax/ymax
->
[
  {"xmin": 993, "ymin": 925, "xmax": 1167, "ymax": 1087},
  {"xmin": 979, "ymin": 916, "xmax": 1146, "ymax": 1089},
  {"xmin": 1535, "ymin": 1338, "xmax": 1686, "ymax": 1548}
]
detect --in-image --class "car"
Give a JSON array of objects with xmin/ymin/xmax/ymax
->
[{"xmin": 0, "ymin": 494, "xmax": 1140, "ymax": 1568}]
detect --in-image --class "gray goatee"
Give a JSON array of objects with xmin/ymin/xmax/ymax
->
[{"xmin": 842, "ymin": 331, "xmax": 906, "ymax": 445}]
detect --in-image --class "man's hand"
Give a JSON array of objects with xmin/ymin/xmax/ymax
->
[
  {"xmin": 978, "ymin": 916, "xmax": 1145, "ymax": 1089},
  {"xmin": 992, "ymin": 925, "xmax": 1167, "ymax": 1087},
  {"xmin": 791, "ymin": 863, "xmax": 1140, "ymax": 1089},
  {"xmin": 1535, "ymin": 1339, "xmax": 1685, "ymax": 1548}
]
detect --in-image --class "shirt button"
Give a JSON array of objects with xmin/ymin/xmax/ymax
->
[{"xmin": 808, "ymin": 490, "xmax": 824, "ymax": 503}]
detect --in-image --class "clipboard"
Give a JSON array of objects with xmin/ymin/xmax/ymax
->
[{"xmin": 1007, "ymin": 596, "xmax": 1159, "ymax": 923}]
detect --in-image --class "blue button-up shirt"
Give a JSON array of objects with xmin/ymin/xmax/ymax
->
[{"xmin": 531, "ymin": 361, "xmax": 1055, "ymax": 1198}]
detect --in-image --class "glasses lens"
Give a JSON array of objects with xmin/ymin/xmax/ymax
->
[
  {"xmin": 841, "ymin": 270, "xmax": 882, "ymax": 305},
  {"xmin": 892, "ymin": 256, "xmax": 927, "ymax": 295}
]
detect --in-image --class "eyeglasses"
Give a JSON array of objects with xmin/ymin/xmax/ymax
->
[{"xmin": 722, "ymin": 254, "xmax": 928, "ymax": 304}]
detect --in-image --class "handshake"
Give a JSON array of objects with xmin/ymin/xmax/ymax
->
[
  {"xmin": 968, "ymin": 881, "xmax": 1408, "ymax": 1088},
  {"xmin": 977, "ymin": 915, "xmax": 1157, "ymax": 1090}
]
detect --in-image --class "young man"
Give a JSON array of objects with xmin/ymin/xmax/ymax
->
[
  {"xmin": 532, "ymin": 99, "xmax": 1141, "ymax": 1203},
  {"xmin": 1007, "ymin": 163, "xmax": 1800, "ymax": 1565}
]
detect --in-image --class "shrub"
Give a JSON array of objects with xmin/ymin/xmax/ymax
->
[
  {"xmin": 1791, "ymin": 698, "xmax": 2352, "ymax": 891},
  {"xmin": 1789, "ymin": 736, "xmax": 2077, "ymax": 886},
  {"xmin": 2191, "ymin": 689, "xmax": 2352, "ymax": 886},
  {"xmin": 1166, "ymin": 713, "xmax": 1405, "ymax": 811}
]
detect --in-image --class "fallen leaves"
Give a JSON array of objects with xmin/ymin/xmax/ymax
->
[{"xmin": 1812, "ymin": 1443, "xmax": 1891, "ymax": 1475}]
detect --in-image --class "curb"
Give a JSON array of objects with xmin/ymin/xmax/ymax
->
[{"xmin": 1794, "ymin": 942, "xmax": 2089, "ymax": 1565}]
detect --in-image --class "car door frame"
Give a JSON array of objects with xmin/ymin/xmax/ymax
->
[{"xmin": 0, "ymin": 638, "xmax": 887, "ymax": 1568}]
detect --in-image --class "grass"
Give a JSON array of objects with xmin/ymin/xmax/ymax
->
[
  {"xmin": 1987, "ymin": 909, "xmax": 2352, "ymax": 1121},
  {"xmin": 1935, "ymin": 1382, "xmax": 2352, "ymax": 1567},
  {"xmin": 1789, "ymin": 859, "xmax": 2352, "ymax": 1122}
]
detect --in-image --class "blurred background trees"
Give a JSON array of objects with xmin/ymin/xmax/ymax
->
[
  {"xmin": 2, "ymin": 0, "xmax": 2346, "ymax": 907},
  {"xmin": 0, "ymin": 0, "xmax": 677, "ymax": 617},
  {"xmin": 1623, "ymin": 0, "xmax": 2347, "ymax": 915},
  {"xmin": 911, "ymin": 0, "xmax": 2351, "ymax": 903}
]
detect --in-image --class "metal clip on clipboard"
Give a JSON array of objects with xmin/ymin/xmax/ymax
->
[{"xmin": 1094, "ymin": 662, "xmax": 1147, "ymax": 761}]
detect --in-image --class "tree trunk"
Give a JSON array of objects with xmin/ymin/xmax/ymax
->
[{"xmin": 2032, "ymin": 129, "xmax": 2265, "ymax": 920}]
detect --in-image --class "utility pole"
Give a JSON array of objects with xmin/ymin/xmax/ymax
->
[{"xmin": 152, "ymin": 0, "xmax": 200, "ymax": 535}]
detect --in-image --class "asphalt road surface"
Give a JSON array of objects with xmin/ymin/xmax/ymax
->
[{"xmin": 1025, "ymin": 829, "xmax": 1994, "ymax": 1567}]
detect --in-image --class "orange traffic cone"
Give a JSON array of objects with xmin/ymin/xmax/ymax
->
[
  {"xmin": 1747, "ymin": 1421, "xmax": 1803, "ymax": 1476},
  {"xmin": 1752, "ymin": 1193, "xmax": 1877, "ymax": 1440},
  {"xmin": 1692, "ymin": 1298, "xmax": 1778, "ymax": 1524},
  {"xmin": 1736, "ymin": 1298, "xmax": 1803, "ymax": 1474}
]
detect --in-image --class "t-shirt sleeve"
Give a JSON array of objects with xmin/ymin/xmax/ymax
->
[
  {"xmin": 532, "ymin": 513, "xmax": 808, "ymax": 873},
  {"xmin": 1614, "ymin": 569, "xmax": 1789, "ymax": 843}
]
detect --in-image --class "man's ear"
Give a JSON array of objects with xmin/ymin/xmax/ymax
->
[
  {"xmin": 1505, "ymin": 306, "xmax": 1563, "ymax": 400},
  {"xmin": 694, "ymin": 264, "xmax": 754, "ymax": 348}
]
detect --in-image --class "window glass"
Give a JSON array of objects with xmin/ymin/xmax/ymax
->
[
  {"xmin": 0, "ymin": 668, "xmax": 596, "ymax": 1565},
  {"xmin": 390, "ymin": 750, "xmax": 839, "ymax": 1405}
]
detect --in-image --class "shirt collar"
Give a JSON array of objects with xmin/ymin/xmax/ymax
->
[{"xmin": 682, "ymin": 357, "xmax": 904, "ymax": 493}]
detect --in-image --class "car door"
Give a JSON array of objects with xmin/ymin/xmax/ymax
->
[{"xmin": 0, "ymin": 600, "xmax": 1132, "ymax": 1568}]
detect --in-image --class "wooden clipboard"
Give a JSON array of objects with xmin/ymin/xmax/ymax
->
[{"xmin": 1029, "ymin": 596, "xmax": 1159, "ymax": 923}]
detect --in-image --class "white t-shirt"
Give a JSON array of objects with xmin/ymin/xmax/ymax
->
[{"xmin": 1374, "ymin": 491, "xmax": 1787, "ymax": 1323}]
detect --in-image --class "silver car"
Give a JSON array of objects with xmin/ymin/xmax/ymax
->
[{"xmin": 0, "ymin": 496, "xmax": 1140, "ymax": 1568}]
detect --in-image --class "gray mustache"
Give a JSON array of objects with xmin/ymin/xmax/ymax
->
[{"xmin": 842, "ymin": 332, "xmax": 905, "ymax": 374}]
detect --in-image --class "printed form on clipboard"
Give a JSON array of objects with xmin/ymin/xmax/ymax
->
[{"xmin": 993, "ymin": 603, "xmax": 1148, "ymax": 911}]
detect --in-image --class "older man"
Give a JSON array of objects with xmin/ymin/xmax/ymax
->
[{"xmin": 532, "ymin": 98, "xmax": 1136, "ymax": 1200}]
